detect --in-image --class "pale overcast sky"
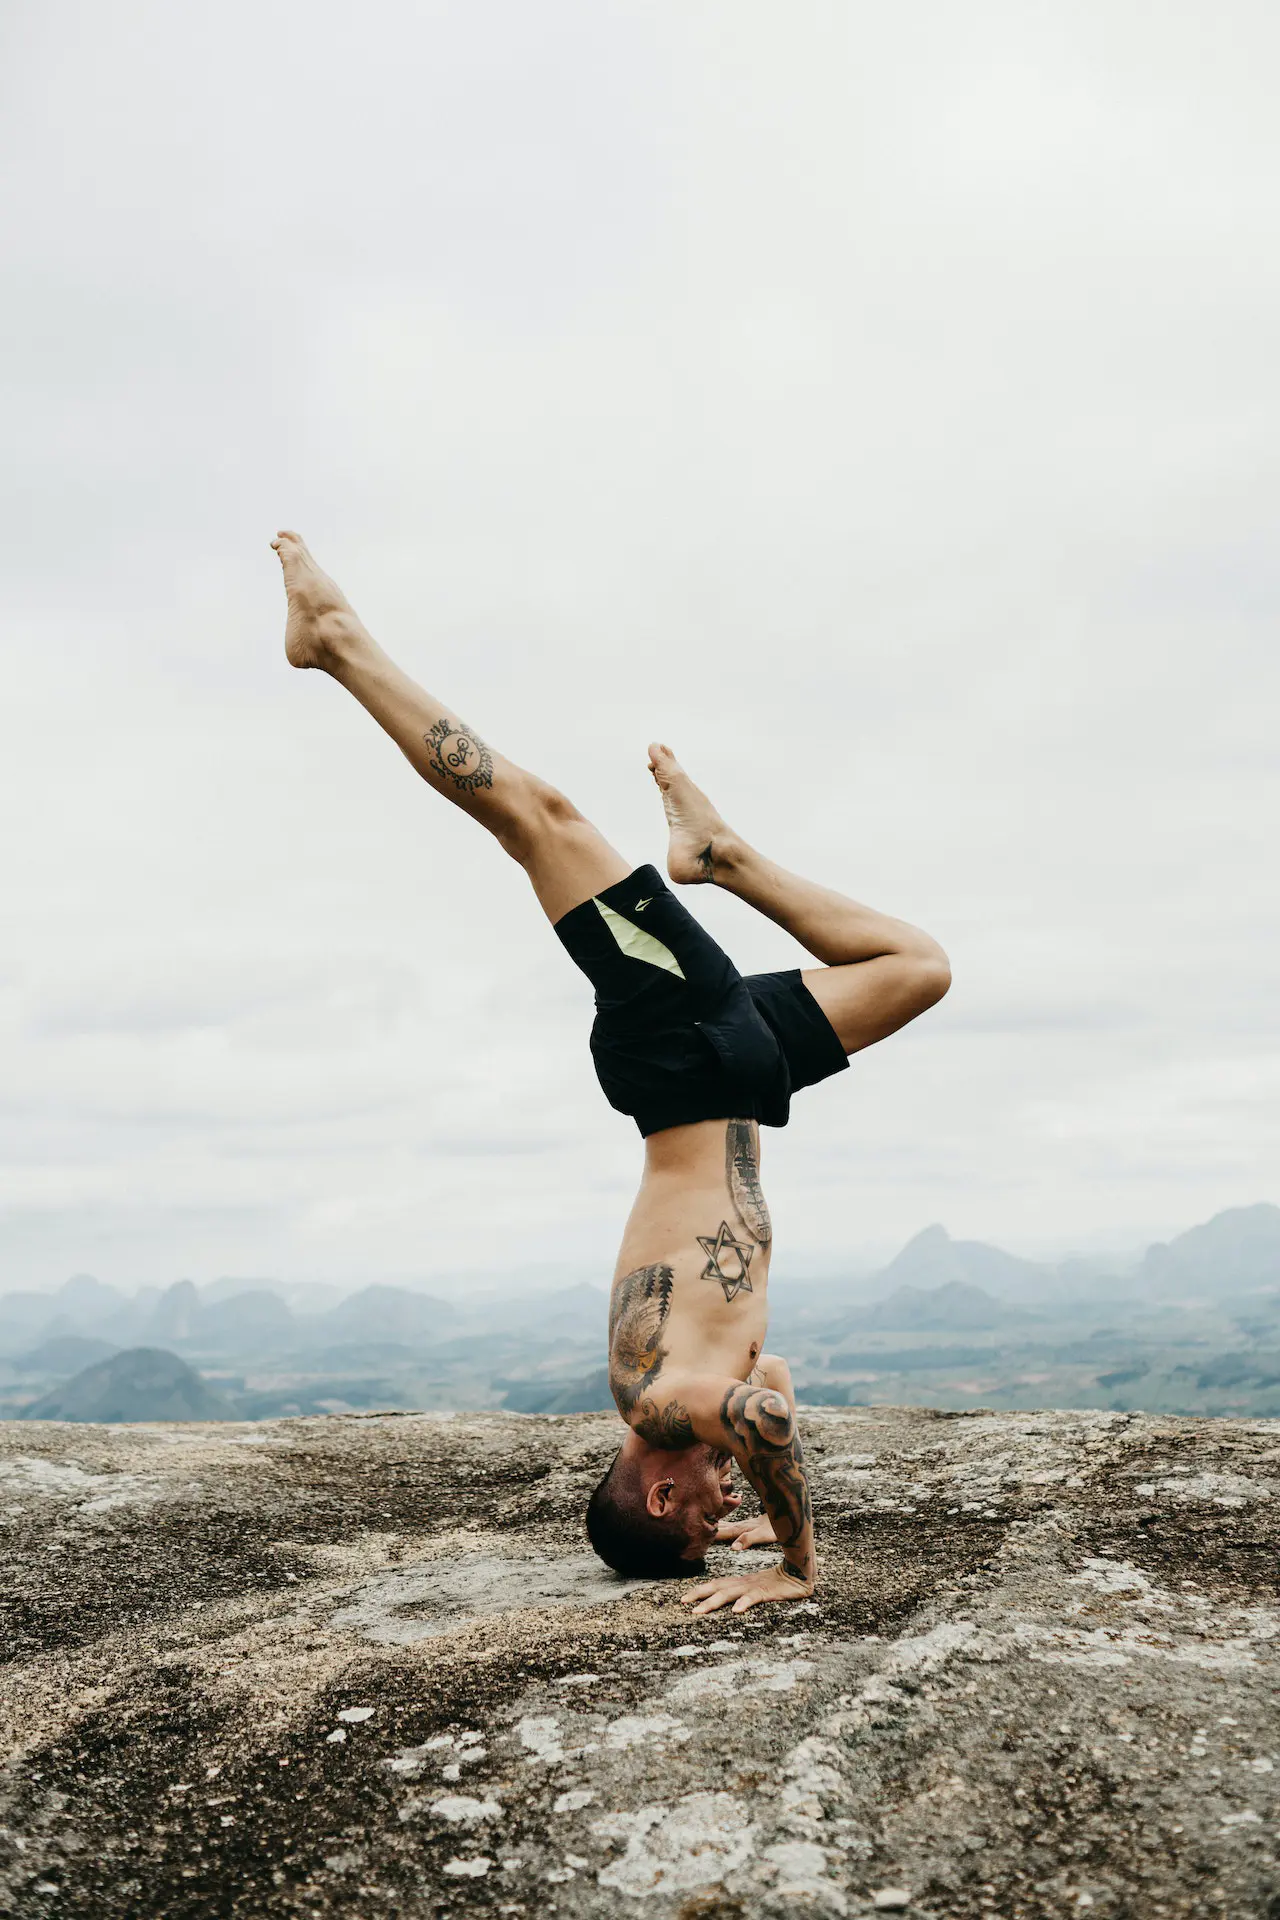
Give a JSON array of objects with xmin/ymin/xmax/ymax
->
[{"xmin": 2, "ymin": 1, "xmax": 1277, "ymax": 1293}]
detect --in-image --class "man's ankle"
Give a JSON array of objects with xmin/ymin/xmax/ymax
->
[{"xmin": 709, "ymin": 833, "xmax": 750, "ymax": 885}]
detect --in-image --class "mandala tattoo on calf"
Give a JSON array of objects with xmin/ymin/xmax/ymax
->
[
  {"xmin": 424, "ymin": 716, "xmax": 494, "ymax": 795},
  {"xmin": 697, "ymin": 1221, "xmax": 755, "ymax": 1302},
  {"xmin": 608, "ymin": 1263, "xmax": 675, "ymax": 1416}
]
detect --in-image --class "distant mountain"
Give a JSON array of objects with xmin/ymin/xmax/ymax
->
[
  {"xmin": 843, "ymin": 1280, "xmax": 1021, "ymax": 1333},
  {"xmin": 479, "ymin": 1285, "xmax": 610, "ymax": 1337},
  {"xmin": 22, "ymin": 1347, "xmax": 236, "ymax": 1423},
  {"xmin": 502, "ymin": 1367, "xmax": 614, "ymax": 1415},
  {"xmin": 827, "ymin": 1343, "xmax": 1000, "ymax": 1371},
  {"xmin": 144, "ymin": 1280, "xmax": 202, "ymax": 1344},
  {"xmin": 199, "ymin": 1290, "xmax": 295, "ymax": 1345},
  {"xmin": 312, "ymin": 1341, "xmax": 420, "ymax": 1369},
  {"xmin": 0, "ymin": 1293, "xmax": 58, "ymax": 1349},
  {"xmin": 320, "ymin": 1285, "xmax": 458, "ymax": 1343},
  {"xmin": 873, "ymin": 1224, "xmax": 1044, "ymax": 1296},
  {"xmin": 201, "ymin": 1277, "xmax": 350, "ymax": 1313},
  {"xmin": 56, "ymin": 1274, "xmax": 126, "ymax": 1325},
  {"xmin": 1139, "ymin": 1204, "xmax": 1280, "ymax": 1294},
  {"xmin": 201, "ymin": 1275, "xmax": 288, "ymax": 1305},
  {"xmin": 17, "ymin": 1335, "xmax": 119, "ymax": 1375}
]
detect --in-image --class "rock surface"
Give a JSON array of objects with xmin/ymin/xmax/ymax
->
[{"xmin": 1, "ymin": 1405, "xmax": 1277, "ymax": 1917}]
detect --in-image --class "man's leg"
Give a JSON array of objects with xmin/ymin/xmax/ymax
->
[
  {"xmin": 646, "ymin": 743, "xmax": 950, "ymax": 1054},
  {"xmin": 274, "ymin": 531, "xmax": 630, "ymax": 921}
]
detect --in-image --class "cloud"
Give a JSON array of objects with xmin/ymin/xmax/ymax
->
[{"xmin": 2, "ymin": 0, "xmax": 1277, "ymax": 1286}]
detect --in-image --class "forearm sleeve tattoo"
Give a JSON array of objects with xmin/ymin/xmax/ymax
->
[{"xmin": 719, "ymin": 1383, "xmax": 814, "ymax": 1584}]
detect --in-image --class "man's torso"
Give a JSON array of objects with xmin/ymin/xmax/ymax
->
[{"xmin": 608, "ymin": 1117, "xmax": 772, "ymax": 1421}]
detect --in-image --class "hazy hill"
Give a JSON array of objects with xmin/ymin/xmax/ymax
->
[
  {"xmin": 199, "ymin": 1290, "xmax": 295, "ymax": 1344},
  {"xmin": 502, "ymin": 1366, "xmax": 613, "ymax": 1415},
  {"xmin": 17, "ymin": 1335, "xmax": 119, "ymax": 1375},
  {"xmin": 0, "ymin": 1275, "xmax": 128, "ymax": 1351},
  {"xmin": 320, "ymin": 1285, "xmax": 458, "ymax": 1343},
  {"xmin": 0, "ymin": 1293, "xmax": 64, "ymax": 1349},
  {"xmin": 144, "ymin": 1280, "xmax": 203, "ymax": 1345},
  {"xmin": 57, "ymin": 1274, "xmax": 127, "ymax": 1323},
  {"xmin": 487, "ymin": 1283, "xmax": 611, "ymax": 1336},
  {"xmin": 874, "ymin": 1224, "xmax": 1045, "ymax": 1297},
  {"xmin": 22, "ymin": 1348, "xmax": 236, "ymax": 1423},
  {"xmin": 1139, "ymin": 1204, "xmax": 1280, "ymax": 1293},
  {"xmin": 200, "ymin": 1276, "xmax": 349, "ymax": 1313},
  {"xmin": 840, "ymin": 1279, "xmax": 1021, "ymax": 1333}
]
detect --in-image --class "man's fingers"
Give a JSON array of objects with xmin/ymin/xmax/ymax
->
[{"xmin": 732, "ymin": 1592, "xmax": 759, "ymax": 1613}]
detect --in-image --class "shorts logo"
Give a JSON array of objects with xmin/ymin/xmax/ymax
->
[{"xmin": 633, "ymin": 897, "xmax": 653, "ymax": 912}]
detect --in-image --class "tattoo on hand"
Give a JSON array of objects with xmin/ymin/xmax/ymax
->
[
  {"xmin": 726, "ymin": 1119, "xmax": 771, "ymax": 1247},
  {"xmin": 424, "ymin": 716, "xmax": 494, "ymax": 795},
  {"xmin": 632, "ymin": 1397, "xmax": 695, "ymax": 1448},
  {"xmin": 719, "ymin": 1383, "xmax": 814, "ymax": 1580},
  {"xmin": 608, "ymin": 1263, "xmax": 675, "ymax": 1416},
  {"xmin": 696, "ymin": 1222, "xmax": 755, "ymax": 1302}
]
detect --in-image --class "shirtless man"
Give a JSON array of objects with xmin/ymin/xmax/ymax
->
[{"xmin": 274, "ymin": 530, "xmax": 950, "ymax": 1616}]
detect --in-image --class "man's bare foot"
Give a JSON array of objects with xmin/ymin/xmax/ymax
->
[
  {"xmin": 272, "ymin": 530, "xmax": 372, "ymax": 672},
  {"xmin": 648, "ymin": 743, "xmax": 738, "ymax": 885}
]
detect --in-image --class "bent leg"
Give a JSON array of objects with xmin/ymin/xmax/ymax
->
[
  {"xmin": 647, "ymin": 743, "xmax": 950, "ymax": 1054},
  {"xmin": 274, "ymin": 532, "xmax": 629, "ymax": 921}
]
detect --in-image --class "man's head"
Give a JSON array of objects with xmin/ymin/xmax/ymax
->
[{"xmin": 586, "ymin": 1435, "xmax": 740, "ymax": 1578}]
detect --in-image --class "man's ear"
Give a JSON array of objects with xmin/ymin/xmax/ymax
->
[{"xmin": 646, "ymin": 1477, "xmax": 676, "ymax": 1518}]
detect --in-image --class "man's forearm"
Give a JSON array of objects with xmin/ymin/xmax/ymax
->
[{"xmin": 718, "ymin": 1383, "xmax": 816, "ymax": 1585}]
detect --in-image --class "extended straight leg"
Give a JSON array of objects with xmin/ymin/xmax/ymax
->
[{"xmin": 273, "ymin": 531, "xmax": 630, "ymax": 921}]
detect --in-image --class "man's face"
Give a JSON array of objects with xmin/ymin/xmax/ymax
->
[{"xmin": 663, "ymin": 1446, "xmax": 742, "ymax": 1561}]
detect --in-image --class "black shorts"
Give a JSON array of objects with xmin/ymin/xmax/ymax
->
[{"xmin": 553, "ymin": 865, "xmax": 849, "ymax": 1137}]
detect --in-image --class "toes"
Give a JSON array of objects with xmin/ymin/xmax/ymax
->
[{"xmin": 272, "ymin": 529, "xmax": 311, "ymax": 567}]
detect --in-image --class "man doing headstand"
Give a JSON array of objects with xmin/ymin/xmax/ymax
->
[{"xmin": 274, "ymin": 531, "xmax": 950, "ymax": 1616}]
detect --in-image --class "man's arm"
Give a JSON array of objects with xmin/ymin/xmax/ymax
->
[
  {"xmin": 715, "ymin": 1354, "xmax": 795, "ymax": 1548},
  {"xmin": 716, "ymin": 1379, "xmax": 814, "ymax": 1586},
  {"xmin": 659, "ymin": 1370, "xmax": 816, "ymax": 1613},
  {"xmin": 754, "ymin": 1352, "xmax": 796, "ymax": 1413}
]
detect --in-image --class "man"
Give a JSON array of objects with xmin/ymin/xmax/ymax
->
[{"xmin": 274, "ymin": 530, "xmax": 950, "ymax": 1616}]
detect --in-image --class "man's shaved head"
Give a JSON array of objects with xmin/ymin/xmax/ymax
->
[{"xmin": 585, "ymin": 1448, "xmax": 707, "ymax": 1579}]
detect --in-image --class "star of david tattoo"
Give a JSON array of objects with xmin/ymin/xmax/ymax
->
[{"xmin": 696, "ymin": 1220, "xmax": 756, "ymax": 1302}]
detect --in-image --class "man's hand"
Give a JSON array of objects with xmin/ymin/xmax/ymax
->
[
  {"xmin": 714, "ymin": 1515, "xmax": 777, "ymax": 1550},
  {"xmin": 681, "ymin": 1563, "xmax": 814, "ymax": 1615}
]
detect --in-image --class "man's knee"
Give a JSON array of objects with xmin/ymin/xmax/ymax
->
[
  {"xmin": 911, "ymin": 949, "xmax": 952, "ymax": 1012},
  {"xmin": 495, "ymin": 778, "xmax": 585, "ymax": 864}
]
